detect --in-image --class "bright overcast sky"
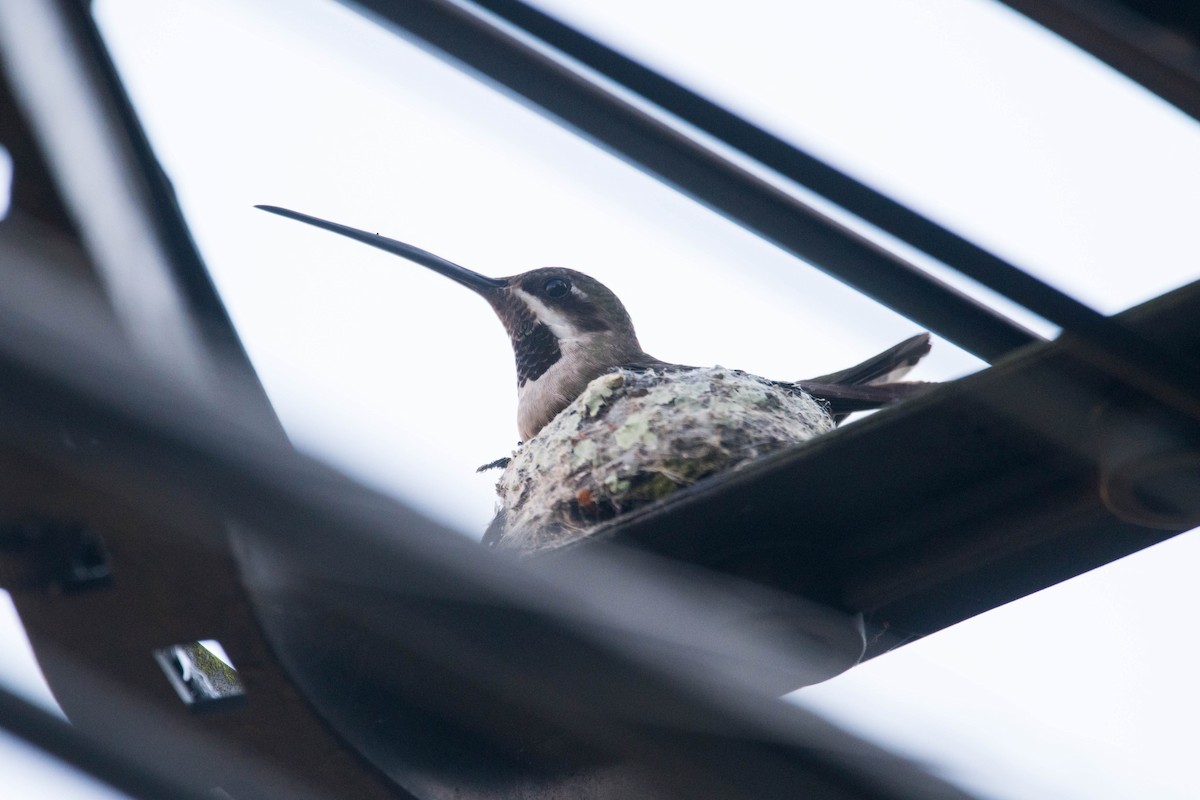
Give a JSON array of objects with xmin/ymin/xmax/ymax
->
[{"xmin": 3, "ymin": 0, "xmax": 1200, "ymax": 797}]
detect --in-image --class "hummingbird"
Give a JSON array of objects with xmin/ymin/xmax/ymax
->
[{"xmin": 256, "ymin": 205, "xmax": 932, "ymax": 444}]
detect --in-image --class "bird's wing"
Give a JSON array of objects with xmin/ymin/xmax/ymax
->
[
  {"xmin": 805, "ymin": 333, "xmax": 931, "ymax": 386},
  {"xmin": 616, "ymin": 335, "xmax": 933, "ymax": 422},
  {"xmin": 798, "ymin": 333, "xmax": 933, "ymax": 421},
  {"xmin": 615, "ymin": 354, "xmax": 686, "ymax": 371}
]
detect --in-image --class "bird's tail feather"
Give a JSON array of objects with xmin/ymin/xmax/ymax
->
[
  {"xmin": 795, "ymin": 380, "xmax": 933, "ymax": 416},
  {"xmin": 806, "ymin": 333, "xmax": 931, "ymax": 387},
  {"xmin": 798, "ymin": 333, "xmax": 933, "ymax": 421}
]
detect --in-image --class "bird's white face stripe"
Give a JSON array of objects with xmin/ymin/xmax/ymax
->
[{"xmin": 513, "ymin": 287, "xmax": 579, "ymax": 339}]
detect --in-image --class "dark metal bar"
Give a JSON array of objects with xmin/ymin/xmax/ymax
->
[
  {"xmin": 0, "ymin": 683, "xmax": 215, "ymax": 800},
  {"xmin": 348, "ymin": 0, "xmax": 1200, "ymax": 414},
  {"xmin": 66, "ymin": 6, "xmax": 273, "ymax": 379},
  {"xmin": 0, "ymin": 0, "xmax": 209, "ymax": 383},
  {"xmin": 468, "ymin": 0, "xmax": 1200, "ymax": 407},
  {"xmin": 341, "ymin": 0, "xmax": 1039, "ymax": 362},
  {"xmin": 465, "ymin": 0, "xmax": 1117, "ymax": 342},
  {"xmin": 999, "ymin": 0, "xmax": 1200, "ymax": 124},
  {"xmin": 0, "ymin": 0, "xmax": 284, "ymax": 436}
]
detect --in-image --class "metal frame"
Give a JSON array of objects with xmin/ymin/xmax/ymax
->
[
  {"xmin": 467, "ymin": 0, "xmax": 1120, "ymax": 337},
  {"xmin": 464, "ymin": 0, "xmax": 1200, "ymax": 397},
  {"xmin": 347, "ymin": 0, "xmax": 1200, "ymax": 417},
  {"xmin": 345, "ymin": 0, "xmax": 1039, "ymax": 362},
  {"xmin": 999, "ymin": 0, "xmax": 1200, "ymax": 124},
  {"xmin": 0, "ymin": 684, "xmax": 216, "ymax": 800},
  {"xmin": 0, "ymin": 0, "xmax": 282, "ymax": 431}
]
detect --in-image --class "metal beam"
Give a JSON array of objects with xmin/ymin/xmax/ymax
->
[
  {"xmin": 342, "ymin": 0, "xmax": 1040, "ymax": 362},
  {"xmin": 0, "ymin": 684, "xmax": 217, "ymax": 800},
  {"xmin": 554, "ymin": 279, "xmax": 1200, "ymax": 658},
  {"xmin": 0, "ymin": 0, "xmax": 212, "ymax": 384},
  {"xmin": 467, "ymin": 0, "xmax": 1200, "ymax": 399},
  {"xmin": 1000, "ymin": 0, "xmax": 1200, "ymax": 124},
  {"xmin": 0, "ymin": 0, "xmax": 282, "ymax": 435},
  {"xmin": 466, "ymin": 0, "xmax": 1090, "ymax": 335},
  {"xmin": 345, "ymin": 0, "xmax": 1200, "ymax": 418}
]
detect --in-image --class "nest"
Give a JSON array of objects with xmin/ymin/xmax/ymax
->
[{"xmin": 489, "ymin": 367, "xmax": 834, "ymax": 553}]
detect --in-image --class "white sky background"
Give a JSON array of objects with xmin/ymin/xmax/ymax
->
[
  {"xmin": 0, "ymin": 147, "xmax": 12, "ymax": 219},
  {"xmin": 2, "ymin": 0, "xmax": 1199, "ymax": 797}
]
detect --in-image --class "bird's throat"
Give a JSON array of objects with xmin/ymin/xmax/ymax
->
[{"xmin": 513, "ymin": 323, "xmax": 561, "ymax": 386}]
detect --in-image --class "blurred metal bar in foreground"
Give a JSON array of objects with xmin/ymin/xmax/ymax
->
[
  {"xmin": 0, "ymin": 230, "xmax": 975, "ymax": 798},
  {"xmin": 0, "ymin": 677, "xmax": 311, "ymax": 800},
  {"xmin": 0, "ymin": 0, "xmax": 282, "ymax": 436}
]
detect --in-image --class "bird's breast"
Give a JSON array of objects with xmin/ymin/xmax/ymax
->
[
  {"xmin": 515, "ymin": 337, "xmax": 616, "ymax": 440},
  {"xmin": 517, "ymin": 359, "xmax": 582, "ymax": 441}
]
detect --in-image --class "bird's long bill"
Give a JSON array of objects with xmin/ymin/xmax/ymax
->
[{"xmin": 255, "ymin": 205, "xmax": 506, "ymax": 293}]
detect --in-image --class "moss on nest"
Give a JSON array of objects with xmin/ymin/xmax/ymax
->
[{"xmin": 490, "ymin": 367, "xmax": 834, "ymax": 553}]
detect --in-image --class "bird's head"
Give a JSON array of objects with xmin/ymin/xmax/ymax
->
[{"xmin": 256, "ymin": 206, "xmax": 647, "ymax": 393}]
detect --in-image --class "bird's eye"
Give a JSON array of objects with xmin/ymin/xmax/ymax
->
[{"xmin": 544, "ymin": 278, "xmax": 570, "ymax": 298}]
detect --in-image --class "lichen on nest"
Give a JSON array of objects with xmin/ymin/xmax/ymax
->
[{"xmin": 489, "ymin": 366, "xmax": 834, "ymax": 553}]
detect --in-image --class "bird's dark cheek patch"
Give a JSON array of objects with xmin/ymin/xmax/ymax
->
[{"xmin": 491, "ymin": 290, "xmax": 565, "ymax": 386}]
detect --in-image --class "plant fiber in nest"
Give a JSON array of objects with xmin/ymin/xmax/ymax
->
[{"xmin": 490, "ymin": 367, "xmax": 833, "ymax": 553}]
